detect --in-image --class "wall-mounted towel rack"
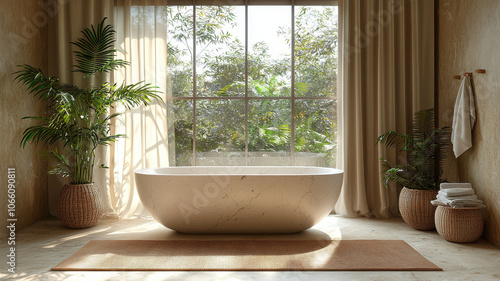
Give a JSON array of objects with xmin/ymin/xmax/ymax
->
[
  {"xmin": 453, "ymin": 73, "xmax": 472, "ymax": 79},
  {"xmin": 453, "ymin": 70, "xmax": 486, "ymax": 79}
]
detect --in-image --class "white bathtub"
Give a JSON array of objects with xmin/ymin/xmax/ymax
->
[{"xmin": 135, "ymin": 166, "xmax": 343, "ymax": 234}]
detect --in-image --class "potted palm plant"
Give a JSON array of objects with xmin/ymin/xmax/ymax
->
[
  {"xmin": 377, "ymin": 109, "xmax": 450, "ymax": 230},
  {"xmin": 14, "ymin": 18, "xmax": 160, "ymax": 228}
]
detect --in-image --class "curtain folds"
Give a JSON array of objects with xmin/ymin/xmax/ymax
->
[
  {"xmin": 48, "ymin": 0, "xmax": 115, "ymax": 85},
  {"xmin": 112, "ymin": 0, "xmax": 169, "ymax": 218},
  {"xmin": 48, "ymin": 0, "xmax": 169, "ymax": 218},
  {"xmin": 47, "ymin": 0, "xmax": 116, "ymax": 217},
  {"xmin": 335, "ymin": 0, "xmax": 435, "ymax": 218}
]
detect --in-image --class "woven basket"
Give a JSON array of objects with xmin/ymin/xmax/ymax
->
[
  {"xmin": 435, "ymin": 205, "xmax": 484, "ymax": 242},
  {"xmin": 399, "ymin": 187, "xmax": 438, "ymax": 230},
  {"xmin": 57, "ymin": 183, "xmax": 104, "ymax": 229}
]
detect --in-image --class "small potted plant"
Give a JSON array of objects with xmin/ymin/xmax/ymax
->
[
  {"xmin": 14, "ymin": 18, "xmax": 160, "ymax": 228},
  {"xmin": 377, "ymin": 108, "xmax": 450, "ymax": 230}
]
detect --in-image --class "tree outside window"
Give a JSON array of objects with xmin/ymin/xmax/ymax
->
[{"xmin": 165, "ymin": 5, "xmax": 338, "ymax": 167}]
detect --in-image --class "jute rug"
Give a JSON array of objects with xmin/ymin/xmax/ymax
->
[{"xmin": 52, "ymin": 240, "xmax": 441, "ymax": 271}]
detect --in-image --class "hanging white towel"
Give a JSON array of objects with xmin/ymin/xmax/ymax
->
[{"xmin": 451, "ymin": 76, "xmax": 476, "ymax": 157}]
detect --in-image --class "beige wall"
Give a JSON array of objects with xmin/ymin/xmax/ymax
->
[
  {"xmin": 438, "ymin": 0, "xmax": 500, "ymax": 246},
  {"xmin": 1, "ymin": 0, "xmax": 499, "ymax": 247},
  {"xmin": 0, "ymin": 0, "xmax": 49, "ymax": 235}
]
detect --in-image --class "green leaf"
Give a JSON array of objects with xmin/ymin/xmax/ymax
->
[
  {"xmin": 377, "ymin": 109, "xmax": 451, "ymax": 190},
  {"xmin": 72, "ymin": 18, "xmax": 127, "ymax": 77}
]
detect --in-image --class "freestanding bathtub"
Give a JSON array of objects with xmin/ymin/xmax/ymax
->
[{"xmin": 135, "ymin": 166, "xmax": 343, "ymax": 233}]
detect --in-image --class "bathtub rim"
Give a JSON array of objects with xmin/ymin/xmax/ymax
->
[{"xmin": 135, "ymin": 166, "xmax": 343, "ymax": 177}]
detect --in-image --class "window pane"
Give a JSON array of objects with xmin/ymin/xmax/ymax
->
[
  {"xmin": 163, "ymin": 4, "xmax": 339, "ymax": 167},
  {"xmin": 168, "ymin": 100, "xmax": 194, "ymax": 166},
  {"xmin": 294, "ymin": 99, "xmax": 337, "ymax": 167},
  {"xmin": 196, "ymin": 99, "xmax": 245, "ymax": 165},
  {"xmin": 167, "ymin": 6, "xmax": 194, "ymax": 97},
  {"xmin": 196, "ymin": 6, "xmax": 246, "ymax": 97},
  {"xmin": 248, "ymin": 6, "xmax": 291, "ymax": 97},
  {"xmin": 294, "ymin": 6, "xmax": 338, "ymax": 97},
  {"xmin": 248, "ymin": 99, "xmax": 291, "ymax": 165}
]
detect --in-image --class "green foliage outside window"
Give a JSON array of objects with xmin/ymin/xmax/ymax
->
[{"xmin": 166, "ymin": 6, "xmax": 338, "ymax": 166}]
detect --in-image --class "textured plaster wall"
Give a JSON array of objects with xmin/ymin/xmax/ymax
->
[
  {"xmin": 0, "ymin": 0, "xmax": 49, "ymax": 235},
  {"xmin": 438, "ymin": 0, "xmax": 500, "ymax": 246}
]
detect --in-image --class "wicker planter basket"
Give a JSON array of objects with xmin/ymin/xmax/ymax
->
[
  {"xmin": 399, "ymin": 187, "xmax": 438, "ymax": 230},
  {"xmin": 435, "ymin": 205, "xmax": 484, "ymax": 242},
  {"xmin": 57, "ymin": 183, "xmax": 104, "ymax": 229}
]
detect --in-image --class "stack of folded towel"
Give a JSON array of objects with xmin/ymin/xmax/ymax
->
[{"xmin": 431, "ymin": 183, "xmax": 485, "ymax": 208}]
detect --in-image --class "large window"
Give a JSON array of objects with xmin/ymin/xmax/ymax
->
[{"xmin": 166, "ymin": 2, "xmax": 338, "ymax": 167}]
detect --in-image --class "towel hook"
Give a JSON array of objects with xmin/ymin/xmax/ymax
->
[{"xmin": 453, "ymin": 71, "xmax": 483, "ymax": 79}]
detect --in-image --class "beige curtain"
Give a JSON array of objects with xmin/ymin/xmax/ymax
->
[
  {"xmin": 48, "ymin": 0, "xmax": 169, "ymax": 218},
  {"xmin": 335, "ymin": 0, "xmax": 435, "ymax": 218},
  {"xmin": 47, "ymin": 0, "xmax": 116, "ymax": 217},
  {"xmin": 112, "ymin": 0, "xmax": 169, "ymax": 217}
]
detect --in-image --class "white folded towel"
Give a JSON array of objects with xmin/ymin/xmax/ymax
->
[
  {"xmin": 437, "ymin": 193, "xmax": 477, "ymax": 201},
  {"xmin": 431, "ymin": 199, "xmax": 448, "ymax": 206},
  {"xmin": 431, "ymin": 198, "xmax": 485, "ymax": 208},
  {"xmin": 440, "ymin": 183, "xmax": 472, "ymax": 190},
  {"xmin": 451, "ymin": 76, "xmax": 476, "ymax": 158},
  {"xmin": 438, "ymin": 188, "xmax": 474, "ymax": 197},
  {"xmin": 449, "ymin": 200, "xmax": 485, "ymax": 208},
  {"xmin": 432, "ymin": 181, "xmax": 485, "ymax": 207}
]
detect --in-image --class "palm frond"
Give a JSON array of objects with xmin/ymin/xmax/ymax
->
[
  {"xmin": 95, "ymin": 59, "xmax": 130, "ymax": 74},
  {"xmin": 432, "ymin": 127, "xmax": 451, "ymax": 185},
  {"xmin": 378, "ymin": 108, "xmax": 451, "ymax": 190},
  {"xmin": 98, "ymin": 134, "xmax": 126, "ymax": 146},
  {"xmin": 376, "ymin": 130, "xmax": 412, "ymax": 148},
  {"xmin": 21, "ymin": 125, "xmax": 64, "ymax": 148},
  {"xmin": 13, "ymin": 65, "xmax": 60, "ymax": 104},
  {"xmin": 110, "ymin": 82, "xmax": 161, "ymax": 109},
  {"xmin": 72, "ymin": 18, "xmax": 126, "ymax": 77},
  {"xmin": 413, "ymin": 108, "xmax": 435, "ymax": 141}
]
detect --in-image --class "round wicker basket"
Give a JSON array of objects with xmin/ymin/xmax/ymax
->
[
  {"xmin": 435, "ymin": 205, "xmax": 484, "ymax": 242},
  {"xmin": 399, "ymin": 187, "xmax": 438, "ymax": 230},
  {"xmin": 57, "ymin": 183, "xmax": 104, "ymax": 229}
]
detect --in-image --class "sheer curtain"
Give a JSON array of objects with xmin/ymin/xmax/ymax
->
[
  {"xmin": 335, "ymin": 0, "xmax": 435, "ymax": 218},
  {"xmin": 112, "ymin": 0, "xmax": 169, "ymax": 217},
  {"xmin": 47, "ymin": 0, "xmax": 116, "ymax": 216},
  {"xmin": 47, "ymin": 0, "xmax": 168, "ymax": 218}
]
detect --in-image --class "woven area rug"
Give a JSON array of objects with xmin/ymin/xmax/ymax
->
[{"xmin": 52, "ymin": 239, "xmax": 441, "ymax": 271}]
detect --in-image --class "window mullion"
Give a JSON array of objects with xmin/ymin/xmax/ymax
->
[
  {"xmin": 290, "ymin": 2, "xmax": 295, "ymax": 166},
  {"xmin": 192, "ymin": 5, "xmax": 197, "ymax": 166},
  {"xmin": 244, "ymin": 2, "xmax": 249, "ymax": 166}
]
